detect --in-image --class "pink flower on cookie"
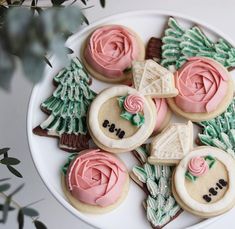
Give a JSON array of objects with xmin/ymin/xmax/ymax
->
[
  {"xmin": 84, "ymin": 25, "xmax": 139, "ymax": 78},
  {"xmin": 124, "ymin": 94, "xmax": 144, "ymax": 114},
  {"xmin": 188, "ymin": 156, "xmax": 209, "ymax": 177},
  {"xmin": 66, "ymin": 149, "xmax": 127, "ymax": 207},
  {"xmin": 175, "ymin": 57, "xmax": 229, "ymax": 113}
]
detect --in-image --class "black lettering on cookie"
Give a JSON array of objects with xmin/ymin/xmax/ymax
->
[
  {"xmin": 202, "ymin": 179, "xmax": 228, "ymax": 203},
  {"xmin": 203, "ymin": 195, "xmax": 211, "ymax": 203},
  {"xmin": 102, "ymin": 119, "xmax": 125, "ymax": 139}
]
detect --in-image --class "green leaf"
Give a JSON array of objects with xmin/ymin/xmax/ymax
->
[
  {"xmin": 185, "ymin": 171, "xmax": 197, "ymax": 182},
  {"xmin": 0, "ymin": 183, "xmax": 10, "ymax": 192},
  {"xmin": 22, "ymin": 207, "xmax": 39, "ymax": 217},
  {"xmin": 0, "ymin": 148, "xmax": 10, "ymax": 155},
  {"xmin": 81, "ymin": 13, "xmax": 89, "ymax": 25},
  {"xmin": 0, "ymin": 204, "xmax": 14, "ymax": 211},
  {"xmin": 120, "ymin": 111, "xmax": 133, "ymax": 121},
  {"xmin": 2, "ymin": 197, "xmax": 11, "ymax": 223},
  {"xmin": 34, "ymin": 220, "xmax": 47, "ymax": 229},
  {"xmin": 17, "ymin": 209, "xmax": 24, "ymax": 229},
  {"xmin": 80, "ymin": 0, "xmax": 87, "ymax": 5},
  {"xmin": 51, "ymin": 0, "xmax": 67, "ymax": 6},
  {"xmin": 50, "ymin": 36, "xmax": 69, "ymax": 66},
  {"xmin": 22, "ymin": 52, "xmax": 46, "ymax": 83},
  {"xmin": 0, "ymin": 44, "xmax": 15, "ymax": 90},
  {"xmin": 56, "ymin": 6, "xmax": 82, "ymax": 34},
  {"xmin": 1, "ymin": 157, "xmax": 20, "ymax": 165},
  {"xmin": 66, "ymin": 47, "xmax": 74, "ymax": 54},
  {"xmin": 7, "ymin": 165, "xmax": 23, "ymax": 178},
  {"xmin": 204, "ymin": 155, "xmax": 215, "ymax": 161},
  {"xmin": 43, "ymin": 57, "xmax": 52, "ymax": 68},
  {"xmin": 131, "ymin": 113, "xmax": 145, "ymax": 127},
  {"xmin": 117, "ymin": 96, "xmax": 125, "ymax": 108},
  {"xmin": 209, "ymin": 160, "xmax": 216, "ymax": 169},
  {"xmin": 9, "ymin": 184, "xmax": 24, "ymax": 197},
  {"xmin": 99, "ymin": 0, "xmax": 105, "ymax": 7}
]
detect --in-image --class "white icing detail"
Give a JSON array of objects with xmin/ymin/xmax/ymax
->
[
  {"xmin": 175, "ymin": 146, "xmax": 235, "ymax": 213},
  {"xmin": 132, "ymin": 60, "xmax": 178, "ymax": 97},
  {"xmin": 88, "ymin": 86, "xmax": 156, "ymax": 149},
  {"xmin": 149, "ymin": 121, "xmax": 193, "ymax": 162}
]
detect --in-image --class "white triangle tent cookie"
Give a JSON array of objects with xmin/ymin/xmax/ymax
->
[
  {"xmin": 148, "ymin": 121, "xmax": 193, "ymax": 165},
  {"xmin": 132, "ymin": 59, "xmax": 178, "ymax": 98}
]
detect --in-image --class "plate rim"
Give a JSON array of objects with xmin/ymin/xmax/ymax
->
[{"xmin": 27, "ymin": 9, "xmax": 234, "ymax": 229}]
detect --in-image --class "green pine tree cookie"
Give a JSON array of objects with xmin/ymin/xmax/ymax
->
[
  {"xmin": 132, "ymin": 146, "xmax": 181, "ymax": 228},
  {"xmin": 198, "ymin": 98, "xmax": 235, "ymax": 157},
  {"xmin": 161, "ymin": 17, "xmax": 235, "ymax": 71},
  {"xmin": 33, "ymin": 57, "xmax": 96, "ymax": 152}
]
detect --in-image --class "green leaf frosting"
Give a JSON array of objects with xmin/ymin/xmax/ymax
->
[
  {"xmin": 198, "ymin": 98, "xmax": 235, "ymax": 157},
  {"xmin": 161, "ymin": 17, "xmax": 235, "ymax": 70},
  {"xmin": 132, "ymin": 145, "xmax": 181, "ymax": 227},
  {"xmin": 131, "ymin": 113, "xmax": 145, "ymax": 127},
  {"xmin": 61, "ymin": 153, "xmax": 77, "ymax": 175}
]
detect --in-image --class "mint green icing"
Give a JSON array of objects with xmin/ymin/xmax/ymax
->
[
  {"xmin": 198, "ymin": 98, "xmax": 235, "ymax": 157},
  {"xmin": 40, "ymin": 58, "xmax": 96, "ymax": 135},
  {"xmin": 132, "ymin": 145, "xmax": 181, "ymax": 227},
  {"xmin": 161, "ymin": 17, "xmax": 235, "ymax": 70},
  {"xmin": 61, "ymin": 153, "xmax": 77, "ymax": 175},
  {"xmin": 118, "ymin": 96, "xmax": 145, "ymax": 127}
]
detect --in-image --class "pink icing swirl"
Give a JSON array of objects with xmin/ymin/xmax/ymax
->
[
  {"xmin": 124, "ymin": 94, "xmax": 144, "ymax": 114},
  {"xmin": 188, "ymin": 156, "xmax": 209, "ymax": 177},
  {"xmin": 66, "ymin": 149, "xmax": 127, "ymax": 207},
  {"xmin": 174, "ymin": 57, "xmax": 229, "ymax": 113},
  {"xmin": 84, "ymin": 25, "xmax": 139, "ymax": 78},
  {"xmin": 153, "ymin": 98, "xmax": 168, "ymax": 132}
]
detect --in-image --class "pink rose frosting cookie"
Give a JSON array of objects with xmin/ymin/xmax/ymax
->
[
  {"xmin": 174, "ymin": 57, "xmax": 228, "ymax": 113},
  {"xmin": 63, "ymin": 149, "xmax": 129, "ymax": 213},
  {"xmin": 83, "ymin": 25, "xmax": 145, "ymax": 84},
  {"xmin": 167, "ymin": 57, "xmax": 234, "ymax": 122}
]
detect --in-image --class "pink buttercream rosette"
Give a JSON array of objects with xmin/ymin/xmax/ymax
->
[
  {"xmin": 188, "ymin": 156, "xmax": 209, "ymax": 177},
  {"xmin": 124, "ymin": 94, "xmax": 144, "ymax": 114},
  {"xmin": 66, "ymin": 149, "xmax": 127, "ymax": 207},
  {"xmin": 84, "ymin": 25, "xmax": 139, "ymax": 78},
  {"xmin": 174, "ymin": 57, "xmax": 229, "ymax": 113}
]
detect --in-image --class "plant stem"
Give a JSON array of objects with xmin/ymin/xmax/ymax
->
[
  {"xmin": 0, "ymin": 192, "xmax": 35, "ymax": 221},
  {"xmin": 0, "ymin": 192, "xmax": 21, "ymax": 208}
]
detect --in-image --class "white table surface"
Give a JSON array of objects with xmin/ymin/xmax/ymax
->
[{"xmin": 1, "ymin": 0, "xmax": 235, "ymax": 228}]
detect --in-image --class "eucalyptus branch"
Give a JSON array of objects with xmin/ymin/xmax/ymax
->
[{"xmin": 0, "ymin": 148, "xmax": 47, "ymax": 228}]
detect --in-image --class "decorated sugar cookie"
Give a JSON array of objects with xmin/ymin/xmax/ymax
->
[
  {"xmin": 88, "ymin": 61, "xmax": 178, "ymax": 153},
  {"xmin": 82, "ymin": 25, "xmax": 145, "ymax": 84},
  {"xmin": 131, "ymin": 145, "xmax": 182, "ymax": 228},
  {"xmin": 172, "ymin": 146, "xmax": 235, "ymax": 218},
  {"xmin": 167, "ymin": 57, "xmax": 234, "ymax": 122},
  {"xmin": 132, "ymin": 59, "xmax": 178, "ymax": 98},
  {"xmin": 161, "ymin": 17, "xmax": 235, "ymax": 71},
  {"xmin": 33, "ymin": 58, "xmax": 96, "ymax": 152},
  {"xmin": 88, "ymin": 86, "xmax": 156, "ymax": 153},
  {"xmin": 152, "ymin": 98, "xmax": 171, "ymax": 134},
  {"xmin": 61, "ymin": 149, "xmax": 129, "ymax": 214},
  {"xmin": 198, "ymin": 97, "xmax": 235, "ymax": 156},
  {"xmin": 148, "ymin": 121, "xmax": 193, "ymax": 165}
]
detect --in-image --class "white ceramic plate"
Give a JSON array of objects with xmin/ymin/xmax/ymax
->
[{"xmin": 27, "ymin": 10, "xmax": 235, "ymax": 229}]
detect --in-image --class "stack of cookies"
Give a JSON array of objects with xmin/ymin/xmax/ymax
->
[{"xmin": 33, "ymin": 19, "xmax": 235, "ymax": 228}]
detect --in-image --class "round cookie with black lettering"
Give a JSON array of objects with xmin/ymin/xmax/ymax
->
[
  {"xmin": 88, "ymin": 85, "xmax": 156, "ymax": 153},
  {"xmin": 172, "ymin": 146, "xmax": 235, "ymax": 218}
]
